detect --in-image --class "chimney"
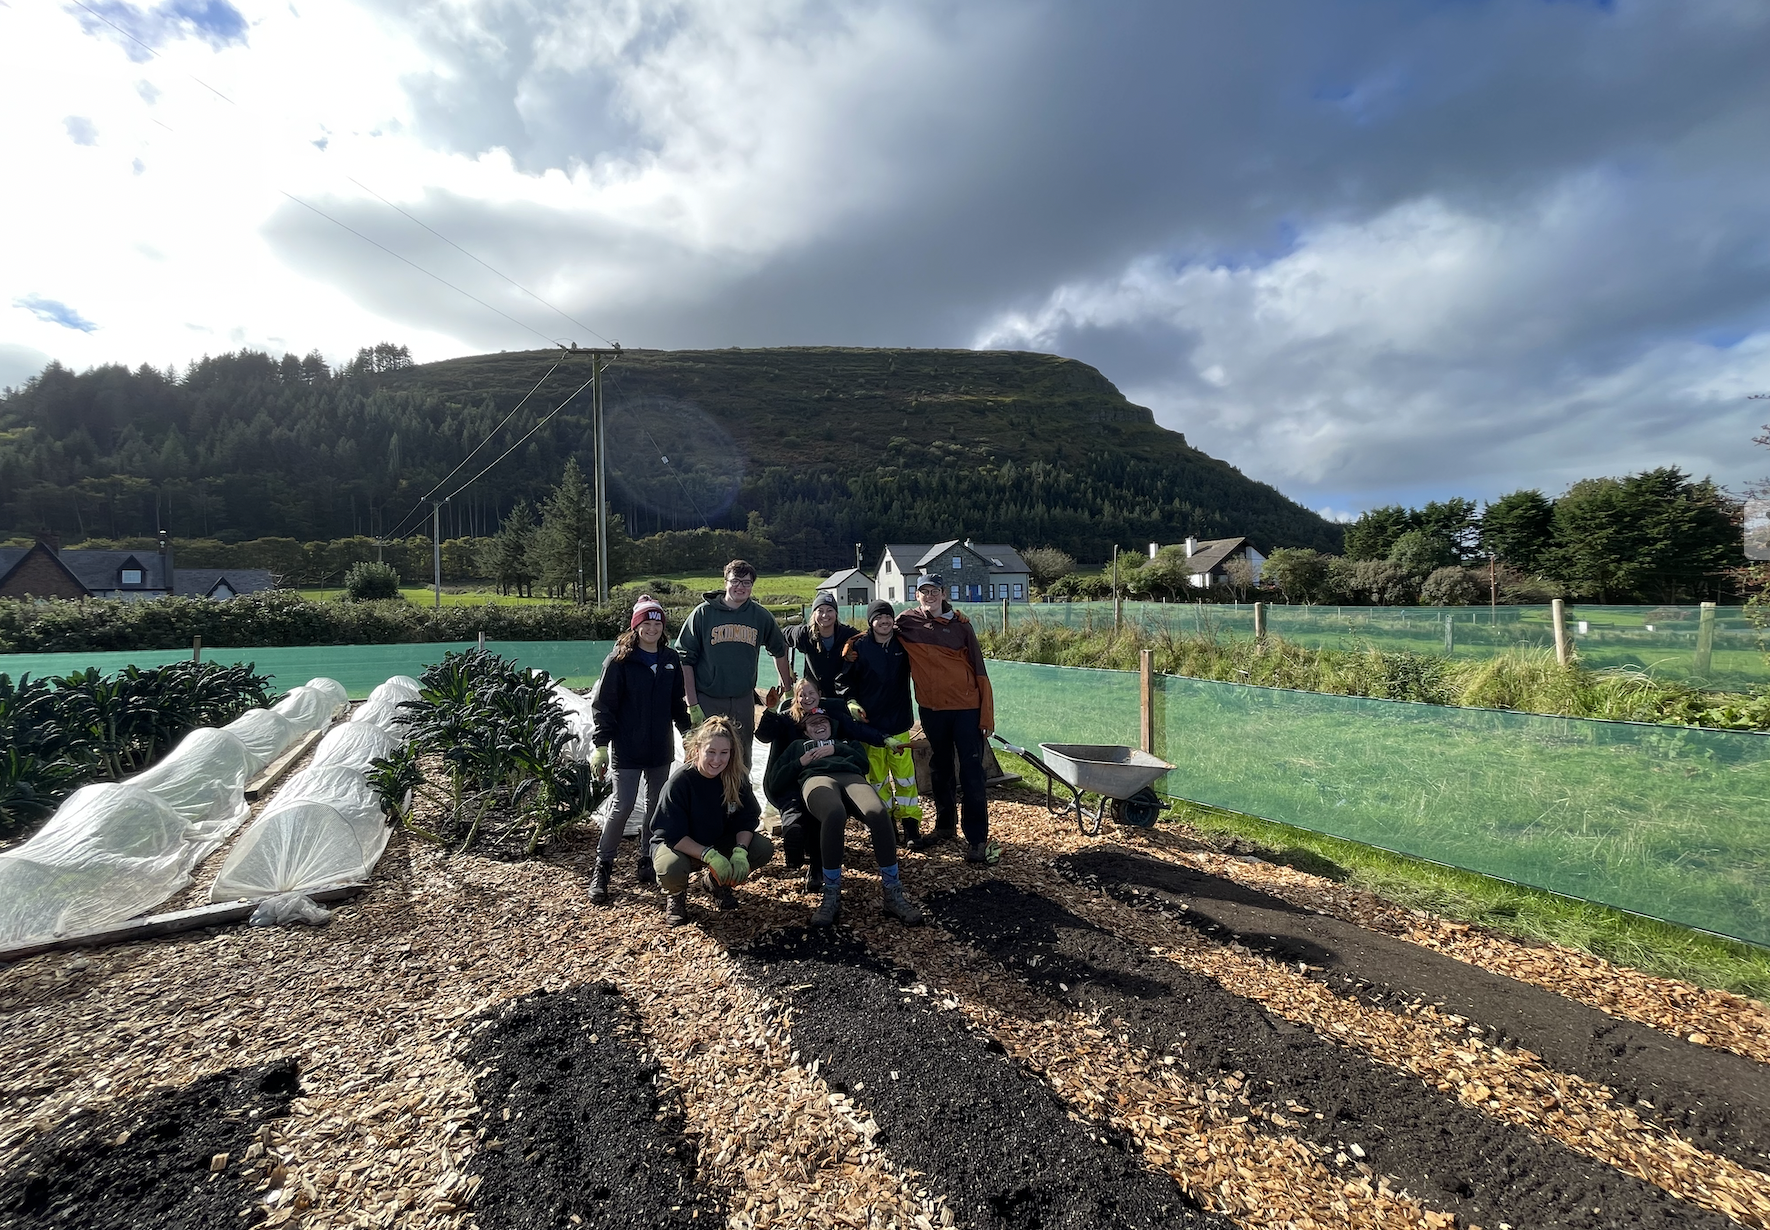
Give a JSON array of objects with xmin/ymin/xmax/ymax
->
[
  {"xmin": 159, "ymin": 530, "xmax": 174, "ymax": 594},
  {"xmin": 1148, "ymin": 542, "xmax": 1159, "ymax": 559},
  {"xmin": 1184, "ymin": 537, "xmax": 1197, "ymax": 558},
  {"xmin": 35, "ymin": 530, "xmax": 61, "ymax": 553}
]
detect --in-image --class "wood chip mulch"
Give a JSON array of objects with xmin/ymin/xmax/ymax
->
[{"xmin": 1, "ymin": 782, "xmax": 1766, "ymax": 1230}]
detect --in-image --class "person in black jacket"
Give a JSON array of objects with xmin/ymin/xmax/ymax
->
[
  {"xmin": 766, "ymin": 703, "xmax": 924, "ymax": 929},
  {"xmin": 652, "ymin": 716, "xmax": 774, "ymax": 925},
  {"xmin": 756, "ymin": 677, "xmax": 825, "ymax": 891},
  {"xmin": 782, "ymin": 591, "xmax": 861, "ymax": 699},
  {"xmin": 587, "ymin": 595, "xmax": 690, "ymax": 904},
  {"xmin": 841, "ymin": 599, "xmax": 923, "ymax": 845}
]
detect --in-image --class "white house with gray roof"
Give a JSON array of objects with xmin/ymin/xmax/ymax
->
[{"xmin": 874, "ymin": 539, "xmax": 1031, "ymax": 604}]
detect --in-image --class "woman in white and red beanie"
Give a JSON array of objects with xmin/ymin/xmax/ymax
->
[{"xmin": 586, "ymin": 595, "xmax": 691, "ymax": 904}]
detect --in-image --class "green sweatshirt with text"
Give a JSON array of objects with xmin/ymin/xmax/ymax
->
[{"xmin": 674, "ymin": 591, "xmax": 788, "ymax": 699}]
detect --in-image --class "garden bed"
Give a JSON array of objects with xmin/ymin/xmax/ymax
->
[{"xmin": 1, "ymin": 783, "xmax": 1766, "ymax": 1229}]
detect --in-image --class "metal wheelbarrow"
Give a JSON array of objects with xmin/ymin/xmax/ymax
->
[{"xmin": 991, "ymin": 736, "xmax": 1174, "ymax": 836}]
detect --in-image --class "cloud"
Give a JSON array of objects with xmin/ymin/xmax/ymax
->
[
  {"xmin": 72, "ymin": 0, "xmax": 250, "ymax": 60},
  {"xmin": 15, "ymin": 295, "xmax": 99, "ymax": 333},
  {"xmin": 0, "ymin": 343, "xmax": 54, "ymax": 390},
  {"xmin": 63, "ymin": 115, "xmax": 98, "ymax": 145},
  {"xmin": 7, "ymin": 0, "xmax": 1770, "ymax": 517}
]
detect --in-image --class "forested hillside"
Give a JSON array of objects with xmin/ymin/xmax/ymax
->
[{"xmin": 0, "ymin": 344, "xmax": 1342, "ymax": 565}]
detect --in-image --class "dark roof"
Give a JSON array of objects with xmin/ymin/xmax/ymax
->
[
  {"xmin": 59, "ymin": 549, "xmax": 169, "ymax": 591},
  {"xmin": 880, "ymin": 544, "xmax": 935, "ymax": 565},
  {"xmin": 916, "ymin": 540, "xmax": 1029, "ymax": 575},
  {"xmin": 174, "ymin": 569, "xmax": 276, "ymax": 598},
  {"xmin": 0, "ymin": 544, "xmax": 93, "ymax": 596},
  {"xmin": 819, "ymin": 567, "xmax": 872, "ymax": 590},
  {"xmin": 1183, "ymin": 537, "xmax": 1250, "ymax": 575}
]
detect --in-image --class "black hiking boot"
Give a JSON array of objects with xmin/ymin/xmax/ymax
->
[
  {"xmin": 881, "ymin": 882, "xmax": 924, "ymax": 926},
  {"xmin": 965, "ymin": 839, "xmax": 1003, "ymax": 866},
  {"xmin": 664, "ymin": 891, "xmax": 690, "ymax": 926},
  {"xmin": 587, "ymin": 858, "xmax": 614, "ymax": 905},
  {"xmin": 782, "ymin": 824, "xmax": 805, "ymax": 870},
  {"xmin": 635, "ymin": 855, "xmax": 658, "ymax": 888},
  {"xmin": 900, "ymin": 817, "xmax": 922, "ymax": 848},
  {"xmin": 709, "ymin": 880, "xmax": 741, "ymax": 911},
  {"xmin": 810, "ymin": 882, "xmax": 842, "ymax": 927},
  {"xmin": 911, "ymin": 822, "xmax": 956, "ymax": 853},
  {"xmin": 803, "ymin": 863, "xmax": 824, "ymax": 893}
]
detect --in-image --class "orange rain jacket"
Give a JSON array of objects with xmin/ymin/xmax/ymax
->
[{"xmin": 894, "ymin": 604, "xmax": 995, "ymax": 731}]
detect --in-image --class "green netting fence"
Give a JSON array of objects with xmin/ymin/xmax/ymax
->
[
  {"xmin": 0, "ymin": 641, "xmax": 617, "ymax": 698},
  {"xmin": 988, "ymin": 657, "xmax": 1770, "ymax": 948},
  {"xmin": 950, "ymin": 601, "xmax": 1770, "ymax": 690}
]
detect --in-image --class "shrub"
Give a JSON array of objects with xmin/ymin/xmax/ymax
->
[
  {"xmin": 344, "ymin": 561, "xmax": 403, "ymax": 602},
  {"xmin": 1420, "ymin": 566, "xmax": 1481, "ymax": 606}
]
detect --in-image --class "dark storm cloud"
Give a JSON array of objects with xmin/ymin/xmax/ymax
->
[{"xmin": 266, "ymin": 0, "xmax": 1770, "ymax": 509}]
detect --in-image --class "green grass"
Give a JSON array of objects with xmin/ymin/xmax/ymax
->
[
  {"xmin": 630, "ymin": 572, "xmax": 831, "ymax": 606},
  {"xmin": 993, "ymin": 744, "xmax": 1770, "ymax": 1000}
]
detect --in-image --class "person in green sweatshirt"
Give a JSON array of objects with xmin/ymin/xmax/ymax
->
[
  {"xmin": 766, "ymin": 701, "xmax": 924, "ymax": 929},
  {"xmin": 675, "ymin": 559, "xmax": 793, "ymax": 772}
]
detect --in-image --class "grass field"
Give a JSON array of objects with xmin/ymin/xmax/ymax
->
[{"xmin": 986, "ymin": 658, "xmax": 1770, "ymax": 959}]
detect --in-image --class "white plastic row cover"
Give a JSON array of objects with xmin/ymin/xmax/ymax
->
[{"xmin": 351, "ymin": 675, "xmax": 420, "ymax": 733}]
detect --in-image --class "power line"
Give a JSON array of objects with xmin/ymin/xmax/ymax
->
[
  {"xmin": 345, "ymin": 177, "xmax": 616, "ymax": 349},
  {"xmin": 383, "ymin": 358, "xmax": 566, "ymax": 541},
  {"xmin": 602, "ymin": 363, "xmax": 710, "ymax": 528},
  {"xmin": 445, "ymin": 370, "xmax": 600, "ymax": 504},
  {"xmin": 280, "ymin": 192, "xmax": 561, "ymax": 349},
  {"xmin": 68, "ymin": 0, "xmax": 236, "ymax": 104}
]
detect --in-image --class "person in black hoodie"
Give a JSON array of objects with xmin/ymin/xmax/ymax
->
[
  {"xmin": 756, "ymin": 676, "xmax": 826, "ymax": 891},
  {"xmin": 782, "ymin": 591, "xmax": 861, "ymax": 699},
  {"xmin": 652, "ymin": 716, "xmax": 774, "ymax": 925},
  {"xmin": 587, "ymin": 595, "xmax": 690, "ymax": 904},
  {"xmin": 840, "ymin": 599, "xmax": 923, "ymax": 845},
  {"xmin": 766, "ymin": 702, "xmax": 924, "ymax": 929}
]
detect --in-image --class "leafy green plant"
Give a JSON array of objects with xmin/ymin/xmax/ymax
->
[
  {"xmin": 344, "ymin": 561, "xmax": 403, "ymax": 602},
  {"xmin": 393, "ymin": 649, "xmax": 608, "ymax": 856}
]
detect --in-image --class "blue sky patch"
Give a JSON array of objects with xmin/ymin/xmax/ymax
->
[
  {"xmin": 16, "ymin": 296, "xmax": 99, "ymax": 333},
  {"xmin": 76, "ymin": 0, "xmax": 249, "ymax": 58},
  {"xmin": 63, "ymin": 116, "xmax": 98, "ymax": 146}
]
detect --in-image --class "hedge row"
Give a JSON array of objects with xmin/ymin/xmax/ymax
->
[{"xmin": 0, "ymin": 592, "xmax": 629, "ymax": 653}]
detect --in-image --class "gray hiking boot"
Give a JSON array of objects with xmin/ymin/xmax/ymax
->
[
  {"xmin": 587, "ymin": 858, "xmax": 614, "ymax": 905},
  {"xmin": 965, "ymin": 839, "xmax": 1003, "ymax": 866},
  {"xmin": 881, "ymin": 882, "xmax": 924, "ymax": 926},
  {"xmin": 664, "ymin": 891, "xmax": 690, "ymax": 926},
  {"xmin": 810, "ymin": 882, "xmax": 842, "ymax": 927}
]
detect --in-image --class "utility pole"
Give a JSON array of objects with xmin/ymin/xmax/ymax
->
[
  {"xmin": 432, "ymin": 499, "xmax": 446, "ymax": 609},
  {"xmin": 1488, "ymin": 552, "xmax": 1497, "ymax": 625},
  {"xmin": 560, "ymin": 343, "xmax": 621, "ymax": 603}
]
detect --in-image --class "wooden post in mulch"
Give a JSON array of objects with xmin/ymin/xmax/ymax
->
[
  {"xmin": 1695, "ymin": 601, "xmax": 1716, "ymax": 677},
  {"xmin": 191, "ymin": 636, "xmax": 202, "ymax": 663},
  {"xmin": 1139, "ymin": 649, "xmax": 1154, "ymax": 754},
  {"xmin": 1552, "ymin": 599, "xmax": 1570, "ymax": 667}
]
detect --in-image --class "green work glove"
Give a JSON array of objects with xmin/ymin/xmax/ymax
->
[
  {"xmin": 689, "ymin": 703, "xmax": 707, "ymax": 726},
  {"xmin": 847, "ymin": 700, "xmax": 866, "ymax": 721},
  {"xmin": 884, "ymin": 735, "xmax": 906, "ymax": 753},
  {"xmin": 589, "ymin": 745, "xmax": 610, "ymax": 778},
  {"xmin": 728, "ymin": 846, "xmax": 752, "ymax": 884},
  {"xmin": 702, "ymin": 849, "xmax": 733, "ymax": 885}
]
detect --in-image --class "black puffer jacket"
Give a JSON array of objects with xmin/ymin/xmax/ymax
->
[
  {"xmin": 783, "ymin": 621, "xmax": 861, "ymax": 699},
  {"xmin": 589, "ymin": 644, "xmax": 691, "ymax": 769}
]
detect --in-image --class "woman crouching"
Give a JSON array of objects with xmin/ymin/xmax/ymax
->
[
  {"xmin": 766, "ymin": 702, "xmax": 924, "ymax": 928},
  {"xmin": 651, "ymin": 715, "xmax": 775, "ymax": 926}
]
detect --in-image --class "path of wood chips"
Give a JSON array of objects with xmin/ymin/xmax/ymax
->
[{"xmin": 2, "ymin": 779, "xmax": 1767, "ymax": 1230}]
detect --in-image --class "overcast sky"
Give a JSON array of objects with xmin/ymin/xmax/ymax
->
[{"xmin": 4, "ymin": 0, "xmax": 1769, "ymax": 520}]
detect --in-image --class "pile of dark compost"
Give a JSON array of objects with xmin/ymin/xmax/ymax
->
[
  {"xmin": 0, "ymin": 1058, "xmax": 298, "ymax": 1230},
  {"xmin": 462, "ymin": 981, "xmax": 722, "ymax": 1230}
]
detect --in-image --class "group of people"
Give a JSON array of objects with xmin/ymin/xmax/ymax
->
[{"xmin": 585, "ymin": 559, "xmax": 998, "ymax": 927}]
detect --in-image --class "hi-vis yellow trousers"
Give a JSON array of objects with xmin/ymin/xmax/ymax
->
[{"xmin": 866, "ymin": 735, "xmax": 923, "ymax": 828}]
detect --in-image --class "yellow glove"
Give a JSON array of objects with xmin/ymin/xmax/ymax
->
[
  {"xmin": 728, "ymin": 846, "xmax": 752, "ymax": 884},
  {"xmin": 847, "ymin": 700, "xmax": 867, "ymax": 721},
  {"xmin": 689, "ymin": 703, "xmax": 706, "ymax": 725},
  {"xmin": 589, "ymin": 746, "xmax": 610, "ymax": 778},
  {"xmin": 702, "ymin": 849, "xmax": 733, "ymax": 885},
  {"xmin": 884, "ymin": 736, "xmax": 905, "ymax": 753}
]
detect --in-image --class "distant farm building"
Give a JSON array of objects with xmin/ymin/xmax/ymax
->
[
  {"xmin": 875, "ymin": 540, "xmax": 1031, "ymax": 604},
  {"xmin": 0, "ymin": 539, "xmax": 274, "ymax": 602},
  {"xmin": 817, "ymin": 567, "xmax": 876, "ymax": 607}
]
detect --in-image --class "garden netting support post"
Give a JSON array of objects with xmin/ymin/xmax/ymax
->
[
  {"xmin": 1001, "ymin": 598, "xmax": 1009, "ymax": 634},
  {"xmin": 191, "ymin": 636, "xmax": 201, "ymax": 664},
  {"xmin": 1444, "ymin": 614, "xmax": 1454, "ymax": 654},
  {"xmin": 1696, "ymin": 602, "xmax": 1716, "ymax": 676},
  {"xmin": 1552, "ymin": 599, "xmax": 1570, "ymax": 666},
  {"xmin": 1140, "ymin": 649, "xmax": 1154, "ymax": 753},
  {"xmin": 1253, "ymin": 602, "xmax": 1267, "ymax": 641}
]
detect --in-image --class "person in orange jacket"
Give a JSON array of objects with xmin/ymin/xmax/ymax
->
[{"xmin": 893, "ymin": 572, "xmax": 1000, "ymax": 864}]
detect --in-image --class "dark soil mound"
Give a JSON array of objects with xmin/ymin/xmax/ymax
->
[
  {"xmin": 930, "ymin": 879, "xmax": 1739, "ymax": 1230},
  {"xmin": 0, "ymin": 1059, "xmax": 299, "ymax": 1230},
  {"xmin": 462, "ymin": 982, "xmax": 721, "ymax": 1230},
  {"xmin": 739, "ymin": 926, "xmax": 1230, "ymax": 1229},
  {"xmin": 1059, "ymin": 847, "xmax": 1770, "ymax": 1171}
]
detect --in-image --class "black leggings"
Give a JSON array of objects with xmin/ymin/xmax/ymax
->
[{"xmin": 804, "ymin": 772, "xmax": 897, "ymax": 871}]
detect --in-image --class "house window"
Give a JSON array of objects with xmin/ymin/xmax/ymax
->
[
  {"xmin": 949, "ymin": 585, "xmax": 959, "ymax": 600},
  {"xmin": 952, "ymin": 555, "xmax": 963, "ymax": 570},
  {"xmin": 120, "ymin": 568, "xmax": 144, "ymax": 586},
  {"xmin": 1013, "ymin": 583, "xmax": 1024, "ymax": 599},
  {"xmin": 883, "ymin": 560, "xmax": 892, "ymax": 573}
]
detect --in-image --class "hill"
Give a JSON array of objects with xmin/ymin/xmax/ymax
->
[{"xmin": 0, "ymin": 345, "xmax": 1341, "ymax": 565}]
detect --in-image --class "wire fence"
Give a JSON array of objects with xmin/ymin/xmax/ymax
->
[
  {"xmin": 938, "ymin": 601, "xmax": 1770, "ymax": 690},
  {"xmin": 988, "ymin": 657, "xmax": 1770, "ymax": 948}
]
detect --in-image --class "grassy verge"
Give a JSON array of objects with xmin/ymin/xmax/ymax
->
[
  {"xmin": 991, "ymin": 747, "xmax": 1770, "ymax": 1001},
  {"xmin": 980, "ymin": 622, "xmax": 1770, "ymax": 731},
  {"xmin": 295, "ymin": 587, "xmax": 562, "ymax": 606}
]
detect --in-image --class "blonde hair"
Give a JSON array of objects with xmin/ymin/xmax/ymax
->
[
  {"xmin": 684, "ymin": 715, "xmax": 746, "ymax": 807},
  {"xmin": 789, "ymin": 678, "xmax": 822, "ymax": 722}
]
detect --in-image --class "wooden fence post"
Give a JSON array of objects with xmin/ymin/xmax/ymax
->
[
  {"xmin": 1444, "ymin": 614, "xmax": 1454, "ymax": 654},
  {"xmin": 1001, "ymin": 597, "xmax": 1009, "ymax": 635},
  {"xmin": 1252, "ymin": 601, "xmax": 1267, "ymax": 641},
  {"xmin": 1139, "ymin": 648, "xmax": 1154, "ymax": 754},
  {"xmin": 1551, "ymin": 599, "xmax": 1570, "ymax": 667},
  {"xmin": 1695, "ymin": 601, "xmax": 1716, "ymax": 677},
  {"xmin": 191, "ymin": 636, "xmax": 201, "ymax": 664}
]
